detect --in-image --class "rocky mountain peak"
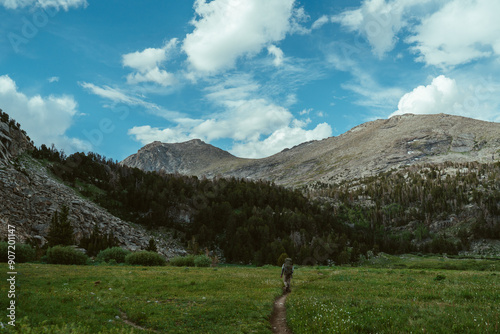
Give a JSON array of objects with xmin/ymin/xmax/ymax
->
[
  {"xmin": 121, "ymin": 114, "xmax": 500, "ymax": 186},
  {"xmin": 121, "ymin": 139, "xmax": 244, "ymax": 175}
]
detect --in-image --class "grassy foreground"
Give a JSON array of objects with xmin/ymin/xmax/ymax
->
[
  {"xmin": 1, "ymin": 256, "xmax": 499, "ymax": 333},
  {"xmin": 287, "ymin": 257, "xmax": 499, "ymax": 333},
  {"xmin": 0, "ymin": 264, "xmax": 282, "ymax": 333}
]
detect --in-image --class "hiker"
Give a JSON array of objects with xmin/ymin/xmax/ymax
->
[{"xmin": 281, "ymin": 258, "xmax": 294, "ymax": 292}]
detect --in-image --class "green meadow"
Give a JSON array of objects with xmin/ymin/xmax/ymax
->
[{"xmin": 1, "ymin": 256, "xmax": 498, "ymax": 333}]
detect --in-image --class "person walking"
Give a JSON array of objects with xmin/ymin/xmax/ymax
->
[{"xmin": 281, "ymin": 258, "xmax": 294, "ymax": 293}]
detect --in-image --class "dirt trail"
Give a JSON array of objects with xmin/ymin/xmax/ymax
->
[{"xmin": 270, "ymin": 292, "xmax": 292, "ymax": 333}]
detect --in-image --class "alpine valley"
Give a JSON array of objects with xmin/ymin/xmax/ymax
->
[{"xmin": 2, "ymin": 110, "xmax": 499, "ymax": 264}]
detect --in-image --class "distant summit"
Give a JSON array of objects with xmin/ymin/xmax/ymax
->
[
  {"xmin": 121, "ymin": 139, "xmax": 249, "ymax": 175},
  {"xmin": 121, "ymin": 114, "xmax": 500, "ymax": 186}
]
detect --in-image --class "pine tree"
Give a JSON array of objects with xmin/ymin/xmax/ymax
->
[
  {"xmin": 47, "ymin": 205, "xmax": 74, "ymax": 247},
  {"xmin": 145, "ymin": 237, "xmax": 158, "ymax": 252}
]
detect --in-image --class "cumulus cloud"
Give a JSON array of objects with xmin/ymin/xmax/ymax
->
[
  {"xmin": 407, "ymin": 0, "xmax": 500, "ymax": 68},
  {"xmin": 182, "ymin": 0, "xmax": 300, "ymax": 73},
  {"xmin": 0, "ymin": 74, "xmax": 90, "ymax": 152},
  {"xmin": 122, "ymin": 38, "xmax": 178, "ymax": 86},
  {"xmin": 0, "ymin": 0, "xmax": 87, "ymax": 10},
  {"xmin": 332, "ymin": 0, "xmax": 500, "ymax": 67},
  {"xmin": 391, "ymin": 75, "xmax": 500, "ymax": 122},
  {"xmin": 128, "ymin": 76, "xmax": 332, "ymax": 158},
  {"xmin": 128, "ymin": 98, "xmax": 294, "ymax": 146},
  {"xmin": 231, "ymin": 122, "xmax": 331, "ymax": 158},
  {"xmin": 392, "ymin": 75, "xmax": 460, "ymax": 116},
  {"xmin": 128, "ymin": 125, "xmax": 194, "ymax": 145}
]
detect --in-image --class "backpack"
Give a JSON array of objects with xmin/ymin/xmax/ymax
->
[{"xmin": 284, "ymin": 258, "xmax": 293, "ymax": 275}]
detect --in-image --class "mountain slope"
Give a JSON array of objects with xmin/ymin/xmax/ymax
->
[
  {"xmin": 122, "ymin": 114, "xmax": 500, "ymax": 186},
  {"xmin": 0, "ymin": 110, "xmax": 185, "ymax": 257}
]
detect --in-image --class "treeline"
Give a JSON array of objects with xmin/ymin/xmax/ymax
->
[
  {"xmin": 309, "ymin": 161, "xmax": 500, "ymax": 254},
  {"xmin": 30, "ymin": 145, "xmax": 383, "ymax": 265},
  {"xmin": 28, "ymin": 142, "xmax": 499, "ymax": 263}
]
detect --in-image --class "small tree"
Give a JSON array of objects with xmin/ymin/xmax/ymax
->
[
  {"xmin": 47, "ymin": 205, "xmax": 75, "ymax": 247},
  {"xmin": 79, "ymin": 224, "xmax": 117, "ymax": 257},
  {"xmin": 145, "ymin": 237, "xmax": 158, "ymax": 252}
]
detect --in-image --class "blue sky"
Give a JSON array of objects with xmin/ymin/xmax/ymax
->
[{"xmin": 1, "ymin": 0, "xmax": 499, "ymax": 160}]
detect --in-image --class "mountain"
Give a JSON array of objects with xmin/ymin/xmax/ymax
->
[
  {"xmin": 0, "ymin": 110, "xmax": 185, "ymax": 257},
  {"xmin": 121, "ymin": 139, "xmax": 249, "ymax": 174},
  {"xmin": 122, "ymin": 114, "xmax": 500, "ymax": 186},
  {"xmin": 1, "ymin": 109, "xmax": 499, "ymax": 260}
]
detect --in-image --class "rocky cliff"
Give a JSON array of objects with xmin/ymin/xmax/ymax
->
[
  {"xmin": 0, "ymin": 116, "xmax": 185, "ymax": 258},
  {"xmin": 122, "ymin": 114, "xmax": 500, "ymax": 187}
]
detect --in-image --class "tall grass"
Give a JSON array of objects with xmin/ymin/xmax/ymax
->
[
  {"xmin": 0, "ymin": 264, "xmax": 282, "ymax": 333},
  {"xmin": 0, "ymin": 256, "xmax": 498, "ymax": 333},
  {"xmin": 287, "ymin": 264, "xmax": 499, "ymax": 333}
]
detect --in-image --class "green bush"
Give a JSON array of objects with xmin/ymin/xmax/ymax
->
[
  {"xmin": 46, "ymin": 246, "xmax": 88, "ymax": 265},
  {"xmin": 96, "ymin": 247, "xmax": 130, "ymax": 263},
  {"xmin": 125, "ymin": 251, "xmax": 166, "ymax": 266},
  {"xmin": 0, "ymin": 242, "xmax": 35, "ymax": 263},
  {"xmin": 194, "ymin": 255, "xmax": 212, "ymax": 267},
  {"xmin": 169, "ymin": 255, "xmax": 195, "ymax": 267}
]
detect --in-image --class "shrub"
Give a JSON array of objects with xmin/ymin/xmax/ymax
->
[
  {"xmin": 47, "ymin": 246, "xmax": 88, "ymax": 265},
  {"xmin": 125, "ymin": 251, "xmax": 166, "ymax": 266},
  {"xmin": 0, "ymin": 242, "xmax": 35, "ymax": 263},
  {"xmin": 169, "ymin": 255, "xmax": 195, "ymax": 267},
  {"xmin": 194, "ymin": 255, "xmax": 212, "ymax": 267},
  {"xmin": 96, "ymin": 247, "xmax": 130, "ymax": 264}
]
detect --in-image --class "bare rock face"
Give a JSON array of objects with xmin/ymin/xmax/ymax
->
[
  {"xmin": 0, "ymin": 121, "xmax": 33, "ymax": 165},
  {"xmin": 121, "ymin": 139, "xmax": 248, "ymax": 175},
  {"xmin": 122, "ymin": 114, "xmax": 500, "ymax": 187},
  {"xmin": 0, "ymin": 119, "xmax": 185, "ymax": 258}
]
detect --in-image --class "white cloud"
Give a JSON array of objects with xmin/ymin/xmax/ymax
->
[
  {"xmin": 196, "ymin": 98, "xmax": 293, "ymax": 142},
  {"xmin": 407, "ymin": 0, "xmax": 500, "ymax": 68},
  {"xmin": 182, "ymin": 0, "xmax": 301, "ymax": 73},
  {"xmin": 80, "ymin": 82, "xmax": 183, "ymax": 120},
  {"xmin": 267, "ymin": 45, "xmax": 284, "ymax": 67},
  {"xmin": 128, "ymin": 76, "xmax": 332, "ymax": 158},
  {"xmin": 122, "ymin": 39, "xmax": 178, "ymax": 86},
  {"xmin": 391, "ymin": 75, "xmax": 500, "ymax": 122},
  {"xmin": 332, "ymin": 0, "xmax": 432, "ymax": 58},
  {"xmin": 231, "ymin": 122, "xmax": 331, "ymax": 158},
  {"xmin": 48, "ymin": 76, "xmax": 59, "ymax": 83},
  {"xmin": 0, "ymin": 74, "xmax": 89, "ymax": 152},
  {"xmin": 1, "ymin": 0, "xmax": 87, "ymax": 10},
  {"xmin": 80, "ymin": 82, "xmax": 160, "ymax": 109},
  {"xmin": 392, "ymin": 75, "xmax": 459, "ymax": 116},
  {"xmin": 311, "ymin": 15, "xmax": 330, "ymax": 30},
  {"xmin": 126, "ymin": 68, "xmax": 175, "ymax": 87},
  {"xmin": 128, "ymin": 125, "xmax": 194, "ymax": 145}
]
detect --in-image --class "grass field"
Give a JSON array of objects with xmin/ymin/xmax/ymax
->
[{"xmin": 1, "ymin": 256, "xmax": 498, "ymax": 333}]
